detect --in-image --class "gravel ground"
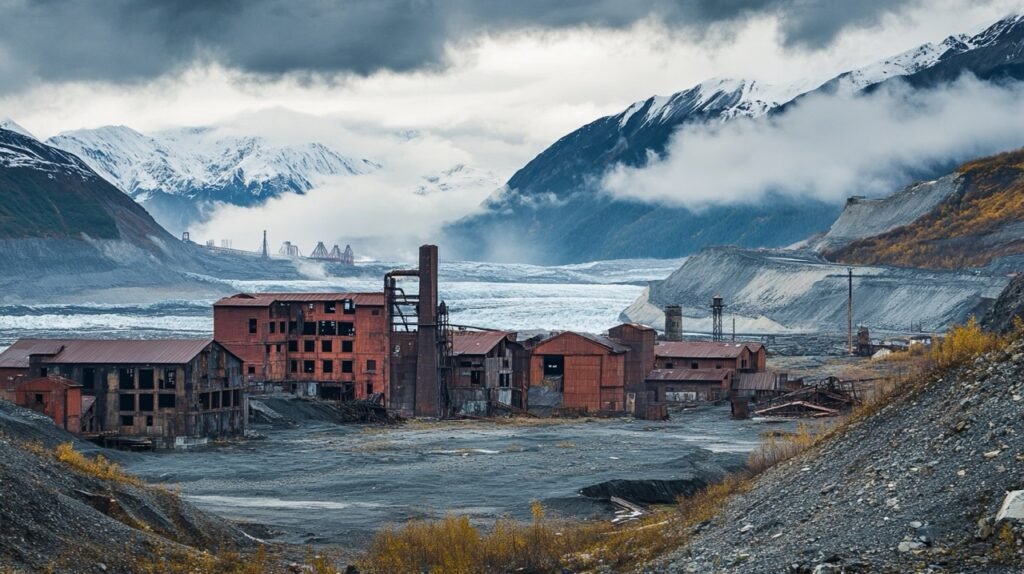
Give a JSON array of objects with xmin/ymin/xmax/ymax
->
[{"xmin": 648, "ymin": 341, "xmax": 1024, "ymax": 573}]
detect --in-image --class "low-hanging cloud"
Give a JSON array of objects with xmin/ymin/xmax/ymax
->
[
  {"xmin": 602, "ymin": 76, "xmax": 1024, "ymax": 208},
  {"xmin": 0, "ymin": 0, "xmax": 942, "ymax": 91}
]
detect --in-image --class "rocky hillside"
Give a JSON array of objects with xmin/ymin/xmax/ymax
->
[
  {"xmin": 983, "ymin": 274, "xmax": 1024, "ymax": 334},
  {"xmin": 447, "ymin": 14, "xmax": 1024, "ymax": 264},
  {"xmin": 620, "ymin": 247, "xmax": 1006, "ymax": 334},
  {"xmin": 0, "ymin": 401, "xmax": 253, "ymax": 573},
  {"xmin": 651, "ymin": 339, "xmax": 1024, "ymax": 572},
  {"xmin": 831, "ymin": 148, "xmax": 1024, "ymax": 270}
]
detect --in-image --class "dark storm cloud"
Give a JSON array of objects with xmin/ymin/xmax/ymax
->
[{"xmin": 0, "ymin": 0, "xmax": 936, "ymax": 86}]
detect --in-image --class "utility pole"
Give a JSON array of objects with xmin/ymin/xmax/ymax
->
[{"xmin": 847, "ymin": 267, "xmax": 853, "ymax": 356}]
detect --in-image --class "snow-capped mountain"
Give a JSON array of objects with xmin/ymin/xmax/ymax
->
[
  {"xmin": 0, "ymin": 125, "xmax": 94, "ymax": 179},
  {"xmin": 0, "ymin": 118, "xmax": 36, "ymax": 140},
  {"xmin": 47, "ymin": 125, "xmax": 381, "ymax": 234},
  {"xmin": 414, "ymin": 164, "xmax": 500, "ymax": 196},
  {"xmin": 447, "ymin": 13, "xmax": 1024, "ymax": 264}
]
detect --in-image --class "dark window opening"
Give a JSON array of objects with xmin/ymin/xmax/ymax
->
[
  {"xmin": 371, "ymin": 309, "xmax": 380, "ymax": 316},
  {"xmin": 290, "ymin": 360, "xmax": 298, "ymax": 373},
  {"xmin": 366, "ymin": 359, "xmax": 376, "ymax": 372},
  {"xmin": 223, "ymin": 390, "xmax": 232, "ymax": 407},
  {"xmin": 459, "ymin": 360, "xmax": 472, "ymax": 367},
  {"xmin": 82, "ymin": 367, "xmax": 96, "ymax": 390},
  {"xmin": 303, "ymin": 360, "xmax": 315, "ymax": 373},
  {"xmin": 288, "ymin": 340, "xmax": 299, "ymax": 352},
  {"xmin": 322, "ymin": 340, "xmax": 333, "ymax": 352},
  {"xmin": 279, "ymin": 321, "xmax": 286, "ymax": 333},
  {"xmin": 322, "ymin": 360, "xmax": 333, "ymax": 373},
  {"xmin": 715, "ymin": 363, "xmax": 723, "ymax": 369},
  {"xmin": 499, "ymin": 373, "xmax": 511, "ymax": 388},
  {"xmin": 276, "ymin": 344, "xmax": 282, "ymax": 353},
  {"xmin": 270, "ymin": 322, "xmax": 276, "ymax": 333},
  {"xmin": 325, "ymin": 302, "xmax": 336, "ymax": 314},
  {"xmin": 741, "ymin": 359, "xmax": 749, "ymax": 369},
  {"xmin": 366, "ymin": 382, "xmax": 374, "ymax": 395},
  {"xmin": 199, "ymin": 393, "xmax": 210, "ymax": 410},
  {"xmin": 121, "ymin": 415, "xmax": 134, "ymax": 426},
  {"xmin": 33, "ymin": 393, "xmax": 44, "ymax": 406},
  {"xmin": 118, "ymin": 368, "xmax": 134, "ymax": 390},
  {"xmin": 339, "ymin": 322, "xmax": 355, "ymax": 336},
  {"xmin": 543, "ymin": 356, "xmax": 564, "ymax": 377},
  {"xmin": 288, "ymin": 321, "xmax": 297, "ymax": 333},
  {"xmin": 342, "ymin": 340, "xmax": 353, "ymax": 353},
  {"xmin": 302, "ymin": 322, "xmax": 316, "ymax": 335},
  {"xmin": 139, "ymin": 369, "xmax": 154, "ymax": 390},
  {"xmin": 139, "ymin": 394, "xmax": 154, "ymax": 412},
  {"xmin": 249, "ymin": 318, "xmax": 258, "ymax": 334},
  {"xmin": 690, "ymin": 362, "xmax": 699, "ymax": 369},
  {"xmin": 470, "ymin": 371, "xmax": 482, "ymax": 386},
  {"xmin": 40, "ymin": 367, "xmax": 48, "ymax": 377},
  {"xmin": 265, "ymin": 344, "xmax": 271, "ymax": 353},
  {"xmin": 158, "ymin": 394, "xmax": 176, "ymax": 409},
  {"xmin": 162, "ymin": 368, "xmax": 176, "ymax": 389},
  {"xmin": 119, "ymin": 393, "xmax": 135, "ymax": 411},
  {"xmin": 233, "ymin": 390, "xmax": 241, "ymax": 406},
  {"xmin": 248, "ymin": 365, "xmax": 256, "ymax": 375},
  {"xmin": 343, "ymin": 299, "xmax": 355, "ymax": 314},
  {"xmin": 665, "ymin": 362, "xmax": 674, "ymax": 369},
  {"xmin": 304, "ymin": 340, "xmax": 315, "ymax": 353},
  {"xmin": 212, "ymin": 392, "xmax": 221, "ymax": 409},
  {"xmin": 146, "ymin": 416, "xmax": 153, "ymax": 427},
  {"xmin": 342, "ymin": 361, "xmax": 353, "ymax": 374},
  {"xmin": 319, "ymin": 321, "xmax": 337, "ymax": 336}
]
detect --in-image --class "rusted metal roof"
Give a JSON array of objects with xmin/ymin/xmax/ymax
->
[
  {"xmin": 654, "ymin": 341, "xmax": 764, "ymax": 359},
  {"xmin": 17, "ymin": 375, "xmax": 81, "ymax": 388},
  {"xmin": 452, "ymin": 330, "xmax": 509, "ymax": 356},
  {"xmin": 214, "ymin": 292, "xmax": 385, "ymax": 307},
  {"xmin": 645, "ymin": 368, "xmax": 731, "ymax": 382},
  {"xmin": 0, "ymin": 339, "xmax": 68, "ymax": 369},
  {"xmin": 734, "ymin": 372, "xmax": 778, "ymax": 391},
  {"xmin": 0, "ymin": 338, "xmax": 215, "ymax": 365}
]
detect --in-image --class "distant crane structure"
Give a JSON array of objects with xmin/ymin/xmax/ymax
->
[
  {"xmin": 279, "ymin": 241, "xmax": 302, "ymax": 257},
  {"xmin": 711, "ymin": 295, "xmax": 726, "ymax": 342},
  {"xmin": 309, "ymin": 242, "xmax": 355, "ymax": 264}
]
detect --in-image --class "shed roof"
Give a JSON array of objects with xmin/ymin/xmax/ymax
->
[
  {"xmin": 17, "ymin": 375, "xmax": 81, "ymax": 389},
  {"xmin": 452, "ymin": 331, "xmax": 509, "ymax": 356},
  {"xmin": 214, "ymin": 292, "xmax": 385, "ymax": 307},
  {"xmin": 0, "ymin": 338, "xmax": 219, "ymax": 366},
  {"xmin": 645, "ymin": 368, "xmax": 732, "ymax": 382},
  {"xmin": 734, "ymin": 372, "xmax": 778, "ymax": 391},
  {"xmin": 532, "ymin": 331, "xmax": 630, "ymax": 354},
  {"xmin": 654, "ymin": 341, "xmax": 764, "ymax": 360}
]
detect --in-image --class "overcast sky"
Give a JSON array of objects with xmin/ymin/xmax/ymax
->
[{"xmin": 1, "ymin": 0, "xmax": 1022, "ymax": 256}]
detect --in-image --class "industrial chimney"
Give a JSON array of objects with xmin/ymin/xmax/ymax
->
[{"xmin": 665, "ymin": 305, "xmax": 683, "ymax": 341}]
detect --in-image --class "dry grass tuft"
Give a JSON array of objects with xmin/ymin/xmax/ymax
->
[{"xmin": 54, "ymin": 442, "xmax": 142, "ymax": 486}]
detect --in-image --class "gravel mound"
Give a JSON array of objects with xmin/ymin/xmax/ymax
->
[
  {"xmin": 983, "ymin": 274, "xmax": 1024, "ymax": 334},
  {"xmin": 649, "ymin": 341, "xmax": 1024, "ymax": 573},
  {"xmin": 0, "ymin": 400, "xmax": 253, "ymax": 573}
]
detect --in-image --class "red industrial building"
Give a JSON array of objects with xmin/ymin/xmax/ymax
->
[
  {"xmin": 448, "ymin": 330, "xmax": 526, "ymax": 414},
  {"xmin": 3, "ymin": 375, "xmax": 84, "ymax": 433},
  {"xmin": 644, "ymin": 369, "xmax": 733, "ymax": 403},
  {"xmin": 0, "ymin": 338, "xmax": 245, "ymax": 448},
  {"xmin": 213, "ymin": 292, "xmax": 389, "ymax": 402},
  {"xmin": 527, "ymin": 331, "xmax": 631, "ymax": 414}
]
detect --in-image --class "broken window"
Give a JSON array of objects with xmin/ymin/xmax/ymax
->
[
  {"xmin": 366, "ymin": 359, "xmax": 376, "ymax": 372},
  {"xmin": 322, "ymin": 340, "xmax": 333, "ymax": 352},
  {"xmin": 288, "ymin": 321, "xmax": 297, "ymax": 333},
  {"xmin": 158, "ymin": 394, "xmax": 176, "ymax": 409},
  {"xmin": 248, "ymin": 365, "xmax": 256, "ymax": 375},
  {"xmin": 665, "ymin": 362, "xmax": 675, "ymax": 369},
  {"xmin": 322, "ymin": 360, "xmax": 333, "ymax": 373},
  {"xmin": 690, "ymin": 362, "xmax": 699, "ymax": 369},
  {"xmin": 119, "ymin": 368, "xmax": 134, "ymax": 390},
  {"xmin": 342, "ymin": 340, "xmax": 353, "ymax": 353},
  {"xmin": 342, "ymin": 360, "xmax": 353, "ymax": 374},
  {"xmin": 212, "ymin": 392, "xmax": 221, "ymax": 409},
  {"xmin": 139, "ymin": 394, "xmax": 154, "ymax": 412},
  {"xmin": 325, "ymin": 302, "xmax": 336, "ymax": 314},
  {"xmin": 339, "ymin": 322, "xmax": 355, "ymax": 336},
  {"xmin": 290, "ymin": 360, "xmax": 298, "ymax": 373},
  {"xmin": 471, "ymin": 371, "xmax": 482, "ymax": 386},
  {"xmin": 265, "ymin": 344, "xmax": 271, "ymax": 354},
  {"xmin": 270, "ymin": 322, "xmax": 276, "ymax": 333},
  {"xmin": 366, "ymin": 382, "xmax": 373, "ymax": 395},
  {"xmin": 146, "ymin": 416, "xmax": 153, "ymax": 427},
  {"xmin": 499, "ymin": 373, "xmax": 511, "ymax": 388},
  {"xmin": 318, "ymin": 321, "xmax": 337, "ymax": 336},
  {"xmin": 741, "ymin": 359, "xmax": 749, "ymax": 369},
  {"xmin": 303, "ymin": 360, "xmax": 315, "ymax": 373},
  {"xmin": 119, "ymin": 393, "xmax": 135, "ymax": 411},
  {"xmin": 343, "ymin": 299, "xmax": 355, "ymax": 314},
  {"xmin": 288, "ymin": 340, "xmax": 299, "ymax": 352},
  {"xmin": 279, "ymin": 321, "xmax": 286, "ymax": 333},
  {"xmin": 139, "ymin": 369, "xmax": 154, "ymax": 390},
  {"xmin": 303, "ymin": 321, "xmax": 316, "ymax": 335},
  {"xmin": 223, "ymin": 390, "xmax": 232, "ymax": 407},
  {"xmin": 199, "ymin": 393, "xmax": 210, "ymax": 410},
  {"xmin": 304, "ymin": 340, "xmax": 315, "ymax": 353},
  {"xmin": 121, "ymin": 415, "xmax": 134, "ymax": 427},
  {"xmin": 276, "ymin": 344, "xmax": 282, "ymax": 353},
  {"xmin": 543, "ymin": 356, "xmax": 564, "ymax": 377},
  {"xmin": 162, "ymin": 368, "xmax": 176, "ymax": 389},
  {"xmin": 249, "ymin": 318, "xmax": 258, "ymax": 334}
]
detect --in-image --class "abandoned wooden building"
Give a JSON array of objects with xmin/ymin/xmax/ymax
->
[
  {"xmin": 448, "ymin": 330, "xmax": 527, "ymax": 414},
  {"xmin": 526, "ymin": 331, "xmax": 633, "ymax": 415},
  {"xmin": 644, "ymin": 368, "xmax": 733, "ymax": 403},
  {"xmin": 1, "ymin": 375, "xmax": 85, "ymax": 433},
  {"xmin": 213, "ymin": 292, "xmax": 389, "ymax": 402},
  {"xmin": 653, "ymin": 341, "xmax": 767, "ymax": 373},
  {"xmin": 0, "ymin": 338, "xmax": 245, "ymax": 448}
]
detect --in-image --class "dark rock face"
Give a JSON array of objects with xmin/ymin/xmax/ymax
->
[
  {"xmin": 579, "ymin": 449, "xmax": 746, "ymax": 504},
  {"xmin": 983, "ymin": 274, "xmax": 1024, "ymax": 334}
]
